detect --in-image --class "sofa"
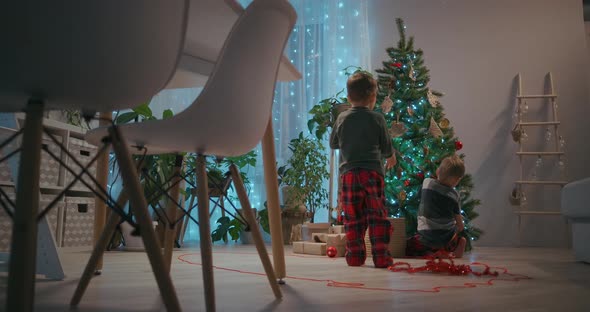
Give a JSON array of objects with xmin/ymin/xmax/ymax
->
[{"xmin": 561, "ymin": 177, "xmax": 590, "ymax": 263}]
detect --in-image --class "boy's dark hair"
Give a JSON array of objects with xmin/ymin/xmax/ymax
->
[
  {"xmin": 438, "ymin": 155, "xmax": 465, "ymax": 180},
  {"xmin": 347, "ymin": 71, "xmax": 377, "ymax": 103}
]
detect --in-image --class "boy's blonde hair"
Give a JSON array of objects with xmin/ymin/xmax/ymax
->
[
  {"xmin": 437, "ymin": 155, "xmax": 465, "ymax": 180},
  {"xmin": 347, "ymin": 72, "xmax": 377, "ymax": 104}
]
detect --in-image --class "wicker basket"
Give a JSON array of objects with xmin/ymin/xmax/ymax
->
[
  {"xmin": 0, "ymin": 190, "xmax": 62, "ymax": 251},
  {"xmin": 62, "ymin": 196, "xmax": 95, "ymax": 247},
  {"xmin": 365, "ymin": 217, "xmax": 406, "ymax": 258},
  {"xmin": 65, "ymin": 137, "xmax": 97, "ymax": 191}
]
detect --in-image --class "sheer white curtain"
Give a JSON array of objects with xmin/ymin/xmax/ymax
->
[{"xmin": 147, "ymin": 0, "xmax": 371, "ymax": 242}]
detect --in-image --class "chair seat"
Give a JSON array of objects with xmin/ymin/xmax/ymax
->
[{"xmin": 86, "ymin": 108, "xmax": 269, "ymax": 157}]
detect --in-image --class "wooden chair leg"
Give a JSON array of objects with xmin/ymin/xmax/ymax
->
[
  {"xmin": 164, "ymin": 155, "xmax": 183, "ymax": 273},
  {"xmin": 71, "ymin": 190, "xmax": 127, "ymax": 307},
  {"xmin": 261, "ymin": 117, "xmax": 286, "ymax": 280},
  {"xmin": 109, "ymin": 126, "xmax": 182, "ymax": 312},
  {"xmin": 6, "ymin": 100, "xmax": 44, "ymax": 312},
  {"xmin": 92, "ymin": 112, "xmax": 112, "ymax": 273},
  {"xmin": 196, "ymin": 155, "xmax": 215, "ymax": 312},
  {"xmin": 229, "ymin": 164, "xmax": 282, "ymax": 299}
]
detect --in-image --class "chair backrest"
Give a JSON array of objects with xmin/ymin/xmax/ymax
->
[
  {"xmin": 0, "ymin": 0, "xmax": 189, "ymax": 112},
  {"xmin": 100, "ymin": 0, "xmax": 298, "ymax": 157},
  {"xmin": 176, "ymin": 0, "xmax": 297, "ymax": 156}
]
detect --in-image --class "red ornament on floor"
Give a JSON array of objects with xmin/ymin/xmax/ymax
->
[
  {"xmin": 327, "ymin": 246, "xmax": 337, "ymax": 258},
  {"xmin": 455, "ymin": 140, "xmax": 463, "ymax": 150}
]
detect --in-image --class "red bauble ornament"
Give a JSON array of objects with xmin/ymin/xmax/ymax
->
[
  {"xmin": 392, "ymin": 62, "xmax": 403, "ymax": 68},
  {"xmin": 455, "ymin": 140, "xmax": 463, "ymax": 151},
  {"xmin": 404, "ymin": 179, "xmax": 411, "ymax": 187},
  {"xmin": 417, "ymin": 172, "xmax": 424, "ymax": 180},
  {"xmin": 327, "ymin": 246, "xmax": 337, "ymax": 258}
]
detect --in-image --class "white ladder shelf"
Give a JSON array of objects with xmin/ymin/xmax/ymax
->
[{"xmin": 513, "ymin": 72, "xmax": 567, "ymax": 217}]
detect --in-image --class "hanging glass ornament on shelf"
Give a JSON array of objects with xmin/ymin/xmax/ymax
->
[
  {"xmin": 559, "ymin": 136, "xmax": 566, "ymax": 150},
  {"xmin": 545, "ymin": 128, "xmax": 552, "ymax": 141},
  {"xmin": 558, "ymin": 157, "xmax": 567, "ymax": 180},
  {"xmin": 513, "ymin": 106, "xmax": 520, "ymax": 120},
  {"xmin": 535, "ymin": 155, "xmax": 543, "ymax": 167},
  {"xmin": 521, "ymin": 129, "xmax": 529, "ymax": 142},
  {"xmin": 520, "ymin": 191, "xmax": 528, "ymax": 207},
  {"xmin": 521, "ymin": 101, "xmax": 529, "ymax": 114},
  {"xmin": 530, "ymin": 168, "xmax": 538, "ymax": 181}
]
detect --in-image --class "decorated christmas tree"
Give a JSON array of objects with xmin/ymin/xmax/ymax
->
[{"xmin": 375, "ymin": 18, "xmax": 482, "ymax": 249}]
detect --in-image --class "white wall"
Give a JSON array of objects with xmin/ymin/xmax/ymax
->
[{"xmin": 368, "ymin": 0, "xmax": 590, "ymax": 247}]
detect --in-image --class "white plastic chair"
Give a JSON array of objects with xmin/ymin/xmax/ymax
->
[
  {"xmin": 0, "ymin": 1, "xmax": 189, "ymax": 311},
  {"xmin": 83, "ymin": 0, "xmax": 297, "ymax": 311}
]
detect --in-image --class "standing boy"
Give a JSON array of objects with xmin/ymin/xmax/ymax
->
[{"xmin": 330, "ymin": 71, "xmax": 397, "ymax": 268}]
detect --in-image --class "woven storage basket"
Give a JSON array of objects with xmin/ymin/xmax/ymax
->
[
  {"xmin": 39, "ymin": 135, "xmax": 62, "ymax": 187},
  {"xmin": 62, "ymin": 196, "xmax": 95, "ymax": 247},
  {"xmin": 65, "ymin": 137, "xmax": 97, "ymax": 191},
  {"xmin": 0, "ymin": 190, "xmax": 62, "ymax": 251}
]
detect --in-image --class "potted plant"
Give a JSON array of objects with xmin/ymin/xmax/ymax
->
[
  {"xmin": 185, "ymin": 151, "xmax": 257, "ymax": 244},
  {"xmin": 307, "ymin": 90, "xmax": 350, "ymax": 140}
]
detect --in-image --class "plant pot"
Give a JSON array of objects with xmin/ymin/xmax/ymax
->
[
  {"xmin": 281, "ymin": 209, "xmax": 312, "ymax": 245},
  {"xmin": 281, "ymin": 185, "xmax": 306, "ymax": 211}
]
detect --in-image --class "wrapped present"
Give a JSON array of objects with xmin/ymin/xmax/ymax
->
[
  {"xmin": 301, "ymin": 222, "xmax": 330, "ymax": 241},
  {"xmin": 311, "ymin": 233, "xmax": 346, "ymax": 257},
  {"xmin": 292, "ymin": 241, "xmax": 327, "ymax": 256},
  {"xmin": 329, "ymin": 225, "xmax": 345, "ymax": 234}
]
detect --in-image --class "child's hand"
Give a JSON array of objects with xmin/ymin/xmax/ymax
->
[
  {"xmin": 456, "ymin": 221, "xmax": 464, "ymax": 232},
  {"xmin": 385, "ymin": 154, "xmax": 397, "ymax": 170}
]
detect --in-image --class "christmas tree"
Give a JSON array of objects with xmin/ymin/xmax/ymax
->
[{"xmin": 375, "ymin": 18, "xmax": 482, "ymax": 249}]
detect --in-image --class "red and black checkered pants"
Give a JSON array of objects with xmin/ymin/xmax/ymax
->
[{"xmin": 340, "ymin": 169, "xmax": 392, "ymax": 268}]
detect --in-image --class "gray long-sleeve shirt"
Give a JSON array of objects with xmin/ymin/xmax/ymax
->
[{"xmin": 329, "ymin": 106, "xmax": 394, "ymax": 177}]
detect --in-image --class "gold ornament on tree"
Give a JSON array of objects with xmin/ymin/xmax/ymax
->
[
  {"xmin": 428, "ymin": 116, "xmax": 443, "ymax": 138},
  {"xmin": 427, "ymin": 89, "xmax": 440, "ymax": 107},
  {"xmin": 398, "ymin": 190, "xmax": 407, "ymax": 202},
  {"xmin": 381, "ymin": 94, "xmax": 393, "ymax": 114},
  {"xmin": 439, "ymin": 118, "xmax": 450, "ymax": 129},
  {"xmin": 407, "ymin": 105, "xmax": 414, "ymax": 116},
  {"xmin": 389, "ymin": 115, "xmax": 407, "ymax": 138}
]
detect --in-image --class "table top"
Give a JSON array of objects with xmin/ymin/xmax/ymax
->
[{"xmin": 164, "ymin": 0, "xmax": 301, "ymax": 89}]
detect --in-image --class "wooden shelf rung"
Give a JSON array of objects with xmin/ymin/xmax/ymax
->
[
  {"xmin": 515, "ymin": 180, "xmax": 568, "ymax": 185},
  {"xmin": 513, "ymin": 210, "xmax": 561, "ymax": 215},
  {"xmin": 517, "ymin": 94, "xmax": 557, "ymax": 99},
  {"xmin": 516, "ymin": 152, "xmax": 564, "ymax": 156},
  {"xmin": 518, "ymin": 121, "xmax": 560, "ymax": 126}
]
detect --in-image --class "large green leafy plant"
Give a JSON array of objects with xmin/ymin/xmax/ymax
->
[{"xmin": 281, "ymin": 132, "xmax": 329, "ymax": 223}]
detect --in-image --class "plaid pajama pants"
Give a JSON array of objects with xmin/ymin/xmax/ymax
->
[
  {"xmin": 340, "ymin": 169, "xmax": 392, "ymax": 268},
  {"xmin": 406, "ymin": 231, "xmax": 460, "ymax": 257}
]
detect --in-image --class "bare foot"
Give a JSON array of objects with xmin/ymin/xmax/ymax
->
[{"xmin": 453, "ymin": 237, "xmax": 467, "ymax": 258}]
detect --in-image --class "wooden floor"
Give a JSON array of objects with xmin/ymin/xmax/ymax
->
[{"xmin": 1, "ymin": 244, "xmax": 589, "ymax": 311}]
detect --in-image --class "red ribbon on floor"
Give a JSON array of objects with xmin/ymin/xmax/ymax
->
[
  {"xmin": 389, "ymin": 250, "xmax": 499, "ymax": 277},
  {"xmin": 178, "ymin": 251, "xmax": 530, "ymax": 294}
]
